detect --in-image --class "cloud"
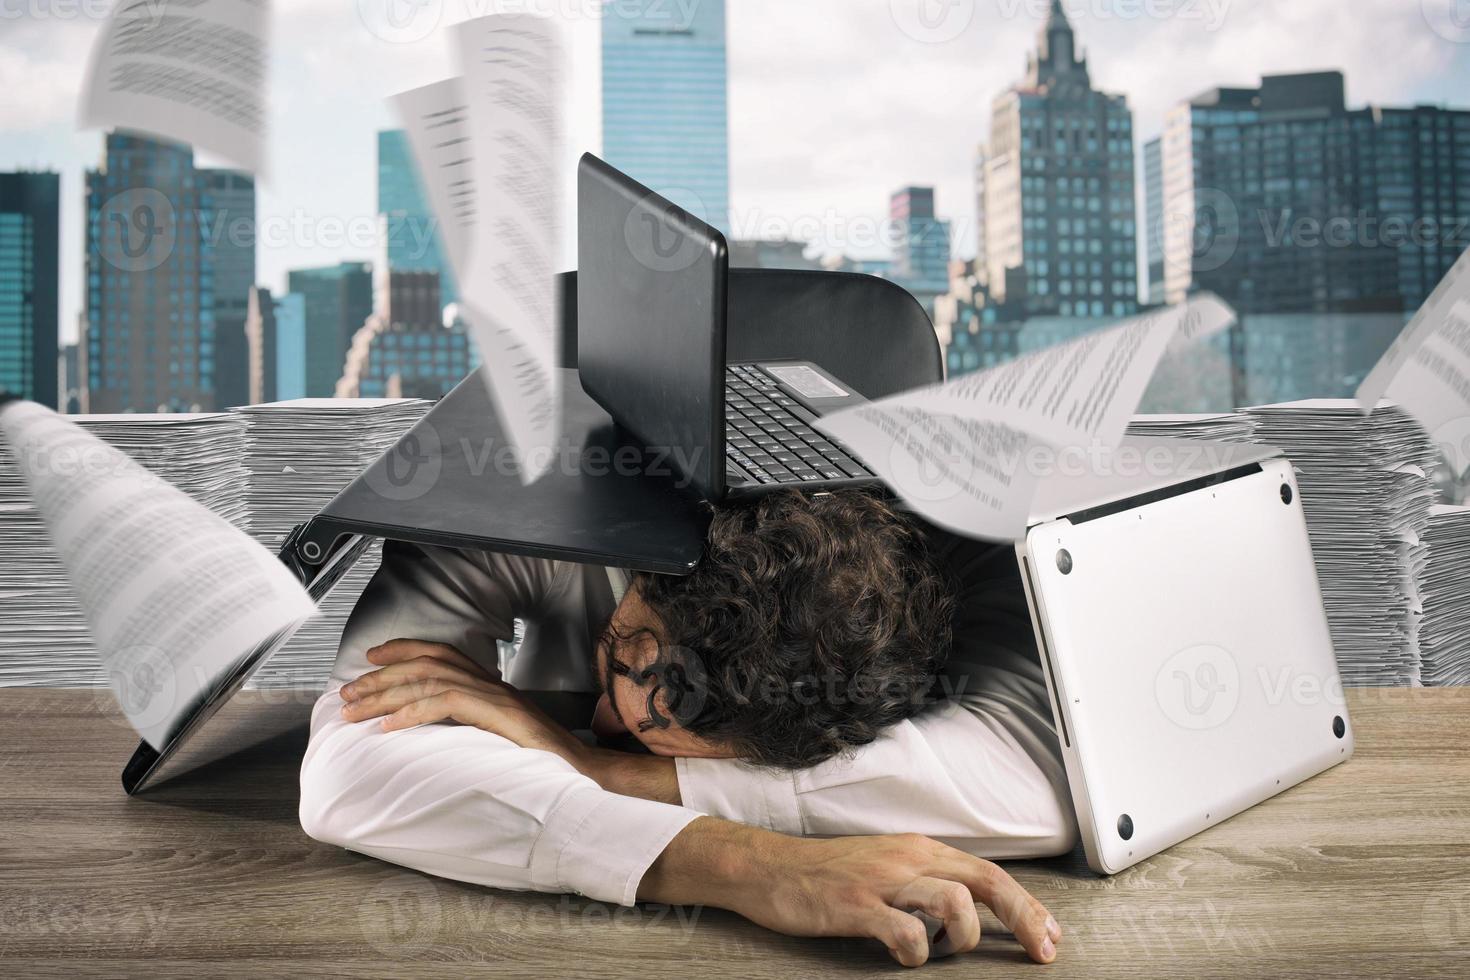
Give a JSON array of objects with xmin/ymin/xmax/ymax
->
[{"xmin": 0, "ymin": 16, "xmax": 99, "ymax": 131}]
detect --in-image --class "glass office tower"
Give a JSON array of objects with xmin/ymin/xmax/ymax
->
[
  {"xmin": 200, "ymin": 168, "xmax": 255, "ymax": 408},
  {"xmin": 601, "ymin": 0, "xmax": 731, "ymax": 232},
  {"xmin": 287, "ymin": 262, "xmax": 374, "ymax": 398},
  {"xmin": 889, "ymin": 186, "xmax": 952, "ymax": 320},
  {"xmin": 0, "ymin": 171, "xmax": 59, "ymax": 407},
  {"xmin": 377, "ymin": 129, "xmax": 456, "ymax": 306},
  {"xmin": 84, "ymin": 132, "xmax": 213, "ymax": 413},
  {"xmin": 1153, "ymin": 71, "xmax": 1470, "ymax": 314},
  {"xmin": 976, "ymin": 0, "xmax": 1139, "ymax": 319}
]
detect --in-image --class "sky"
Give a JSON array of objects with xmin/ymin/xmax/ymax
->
[{"xmin": 2, "ymin": 0, "xmax": 1469, "ymax": 345}]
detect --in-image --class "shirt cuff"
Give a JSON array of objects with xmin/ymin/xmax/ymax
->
[
  {"xmin": 530, "ymin": 786, "xmax": 700, "ymax": 907},
  {"xmin": 676, "ymin": 757, "xmax": 804, "ymax": 835}
]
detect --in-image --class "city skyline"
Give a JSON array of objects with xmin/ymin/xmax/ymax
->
[{"xmin": 3, "ymin": 1, "xmax": 1466, "ymax": 351}]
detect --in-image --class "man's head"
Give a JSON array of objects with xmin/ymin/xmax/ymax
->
[{"xmin": 592, "ymin": 489, "xmax": 954, "ymax": 768}]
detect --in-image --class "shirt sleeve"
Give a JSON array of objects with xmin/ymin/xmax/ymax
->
[
  {"xmin": 675, "ymin": 533, "xmax": 1079, "ymax": 859},
  {"xmin": 299, "ymin": 541, "xmax": 701, "ymax": 906}
]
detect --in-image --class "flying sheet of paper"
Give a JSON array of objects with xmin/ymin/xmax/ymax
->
[
  {"xmin": 0, "ymin": 400, "xmax": 316, "ymax": 750},
  {"xmin": 445, "ymin": 15, "xmax": 564, "ymax": 484},
  {"xmin": 390, "ymin": 79, "xmax": 476, "ymax": 277},
  {"xmin": 1356, "ymin": 246, "xmax": 1470, "ymax": 410},
  {"xmin": 78, "ymin": 0, "xmax": 270, "ymax": 176},
  {"xmin": 1360, "ymin": 298, "xmax": 1470, "ymax": 477},
  {"xmin": 1354, "ymin": 249, "xmax": 1470, "ymax": 476},
  {"xmin": 815, "ymin": 294, "xmax": 1237, "ymax": 541}
]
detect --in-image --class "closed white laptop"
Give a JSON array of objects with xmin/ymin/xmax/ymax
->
[{"xmin": 1014, "ymin": 438, "xmax": 1353, "ymax": 874}]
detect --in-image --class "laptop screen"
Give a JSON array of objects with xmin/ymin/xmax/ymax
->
[{"xmin": 575, "ymin": 153, "xmax": 727, "ymax": 501}]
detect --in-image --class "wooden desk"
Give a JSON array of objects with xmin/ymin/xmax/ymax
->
[{"xmin": 1, "ymin": 688, "xmax": 1467, "ymax": 978}]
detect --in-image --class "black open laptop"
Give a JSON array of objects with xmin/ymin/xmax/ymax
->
[
  {"xmin": 120, "ymin": 160, "xmax": 891, "ymax": 795},
  {"xmin": 576, "ymin": 153, "xmax": 878, "ymax": 502}
]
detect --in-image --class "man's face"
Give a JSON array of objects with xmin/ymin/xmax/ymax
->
[{"xmin": 591, "ymin": 587, "xmax": 735, "ymax": 759}]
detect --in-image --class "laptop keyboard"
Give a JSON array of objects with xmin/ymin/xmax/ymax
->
[{"xmin": 724, "ymin": 365, "xmax": 873, "ymax": 486}]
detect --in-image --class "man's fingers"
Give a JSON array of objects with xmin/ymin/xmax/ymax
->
[
  {"xmin": 382, "ymin": 689, "xmax": 514, "ymax": 733},
  {"xmin": 342, "ymin": 680, "xmax": 486, "ymax": 725},
  {"xmin": 891, "ymin": 876, "xmax": 979, "ymax": 957},
  {"xmin": 929, "ymin": 851, "xmax": 1057, "ymax": 964},
  {"xmin": 342, "ymin": 657, "xmax": 496, "ymax": 701},
  {"xmin": 867, "ymin": 905, "xmax": 932, "ymax": 968},
  {"xmin": 366, "ymin": 638, "xmax": 485, "ymax": 675}
]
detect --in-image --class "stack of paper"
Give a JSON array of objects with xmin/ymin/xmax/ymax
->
[
  {"xmin": 1127, "ymin": 412, "xmax": 1259, "ymax": 443},
  {"xmin": 235, "ymin": 398, "xmax": 430, "ymax": 688},
  {"xmin": 1419, "ymin": 505, "xmax": 1470, "ymax": 685},
  {"xmin": 0, "ymin": 413, "xmax": 249, "ymax": 685},
  {"xmin": 1243, "ymin": 399, "xmax": 1440, "ymax": 685}
]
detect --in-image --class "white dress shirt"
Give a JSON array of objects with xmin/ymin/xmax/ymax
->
[{"xmin": 299, "ymin": 531, "xmax": 1078, "ymax": 906}]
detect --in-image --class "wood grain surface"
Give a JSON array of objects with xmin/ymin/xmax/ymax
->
[{"xmin": 0, "ymin": 687, "xmax": 1466, "ymax": 978}]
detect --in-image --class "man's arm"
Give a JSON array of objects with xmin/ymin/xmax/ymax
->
[
  {"xmin": 593, "ymin": 539, "xmax": 1079, "ymax": 859},
  {"xmin": 299, "ymin": 540, "xmax": 699, "ymax": 905},
  {"xmin": 299, "ymin": 541, "xmax": 1062, "ymax": 965}
]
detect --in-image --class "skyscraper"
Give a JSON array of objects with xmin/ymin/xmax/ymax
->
[
  {"xmin": 976, "ymin": 1, "xmax": 1138, "ymax": 319},
  {"xmin": 0, "ymin": 171, "xmax": 60, "ymax": 407},
  {"xmin": 337, "ymin": 271, "xmax": 476, "ymax": 399},
  {"xmin": 287, "ymin": 261, "xmax": 373, "ymax": 398},
  {"xmin": 1142, "ymin": 137, "xmax": 1165, "ymax": 306},
  {"xmin": 602, "ymin": 0, "xmax": 730, "ymax": 232},
  {"xmin": 84, "ymin": 132, "xmax": 213, "ymax": 413},
  {"xmin": 201, "ymin": 168, "xmax": 255, "ymax": 408},
  {"xmin": 377, "ymin": 129, "xmax": 456, "ymax": 306},
  {"xmin": 888, "ymin": 186, "xmax": 952, "ymax": 318},
  {"xmin": 245, "ymin": 286, "xmax": 306, "ymax": 405},
  {"xmin": 1152, "ymin": 71, "xmax": 1470, "ymax": 314}
]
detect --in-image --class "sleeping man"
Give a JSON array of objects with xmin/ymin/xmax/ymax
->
[{"xmin": 299, "ymin": 488, "xmax": 1077, "ymax": 967}]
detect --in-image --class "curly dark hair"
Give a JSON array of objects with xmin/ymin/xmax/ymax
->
[{"xmin": 624, "ymin": 488, "xmax": 955, "ymax": 769}]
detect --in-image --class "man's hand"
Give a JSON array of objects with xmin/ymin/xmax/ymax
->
[
  {"xmin": 640, "ymin": 818, "xmax": 1062, "ymax": 968},
  {"xmin": 341, "ymin": 638, "xmax": 685, "ymax": 802},
  {"xmin": 340, "ymin": 639, "xmax": 592, "ymax": 767}
]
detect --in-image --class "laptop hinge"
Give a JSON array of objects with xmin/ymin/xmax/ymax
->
[{"xmin": 1063, "ymin": 461, "xmax": 1266, "ymax": 526}]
